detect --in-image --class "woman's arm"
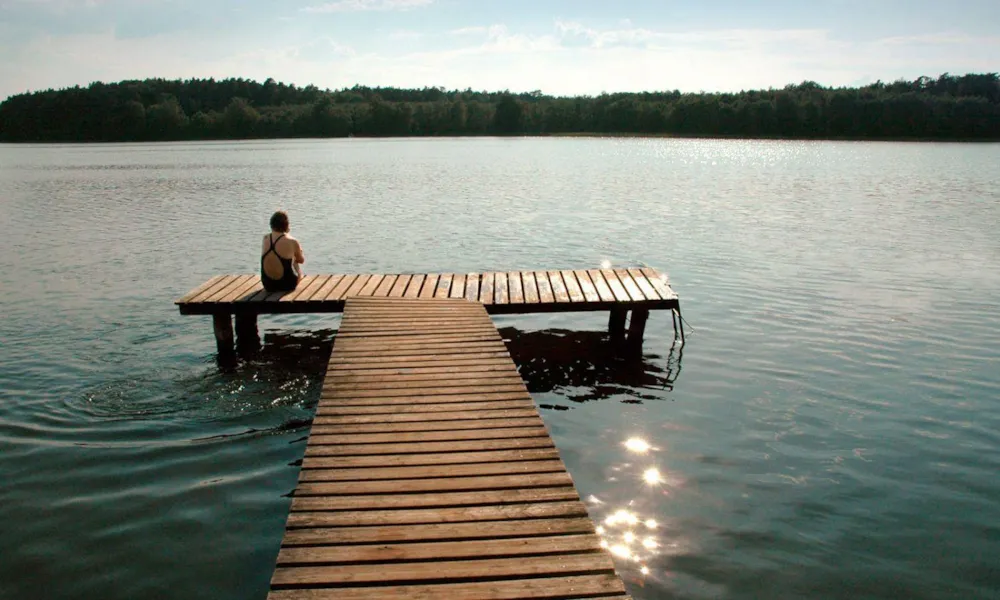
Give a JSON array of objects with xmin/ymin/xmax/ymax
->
[{"xmin": 294, "ymin": 240, "xmax": 305, "ymax": 264}]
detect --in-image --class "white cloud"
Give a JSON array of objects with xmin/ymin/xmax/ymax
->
[
  {"xmin": 449, "ymin": 26, "xmax": 488, "ymax": 36},
  {"xmin": 302, "ymin": 0, "xmax": 432, "ymax": 13}
]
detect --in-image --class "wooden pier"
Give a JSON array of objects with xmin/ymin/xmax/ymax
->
[
  {"xmin": 267, "ymin": 297, "xmax": 629, "ymax": 599},
  {"xmin": 176, "ymin": 267, "xmax": 683, "ymax": 355}
]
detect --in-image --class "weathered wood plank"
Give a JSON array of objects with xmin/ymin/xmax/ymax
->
[
  {"xmin": 600, "ymin": 269, "xmax": 631, "ymax": 302},
  {"xmin": 284, "ymin": 500, "xmax": 589, "ymax": 528},
  {"xmin": 547, "ymin": 270, "xmax": 570, "ymax": 303},
  {"xmin": 290, "ymin": 486, "xmax": 576, "ymax": 511},
  {"xmin": 403, "ymin": 273, "xmax": 425, "ymax": 298},
  {"xmin": 324, "ymin": 376, "xmax": 525, "ymax": 391},
  {"xmin": 316, "ymin": 392, "xmax": 528, "ymax": 408},
  {"xmin": 176, "ymin": 275, "xmax": 226, "ymax": 303},
  {"xmin": 305, "ymin": 274, "xmax": 343, "ymax": 302},
  {"xmin": 521, "ymin": 271, "xmax": 540, "ymax": 303},
  {"xmin": 561, "ymin": 270, "xmax": 585, "ymax": 302},
  {"xmin": 293, "ymin": 472, "xmax": 570, "ymax": 495},
  {"xmin": 306, "ymin": 427, "xmax": 549, "ymax": 445},
  {"xmin": 479, "ymin": 272, "xmax": 495, "ymax": 305},
  {"xmin": 387, "ymin": 274, "xmax": 410, "ymax": 297},
  {"xmin": 494, "ymin": 271, "xmax": 509, "ymax": 304},
  {"xmin": 319, "ymin": 386, "xmax": 528, "ymax": 401},
  {"xmin": 269, "ymin": 574, "xmax": 625, "ymax": 600},
  {"xmin": 507, "ymin": 271, "xmax": 525, "ymax": 303},
  {"xmin": 641, "ymin": 267, "xmax": 676, "ymax": 299},
  {"xmin": 281, "ymin": 275, "xmax": 326, "ymax": 302},
  {"xmin": 278, "ymin": 516, "xmax": 596, "ymax": 545},
  {"xmin": 372, "ymin": 274, "xmax": 397, "ymax": 297},
  {"xmin": 614, "ymin": 269, "xmax": 646, "ymax": 302},
  {"xmin": 356, "ymin": 274, "xmax": 384, "ymax": 297},
  {"xmin": 586, "ymin": 270, "xmax": 615, "ymax": 302},
  {"xmin": 277, "ymin": 534, "xmax": 599, "ymax": 565},
  {"xmin": 215, "ymin": 275, "xmax": 263, "ymax": 303},
  {"xmin": 304, "ymin": 437, "xmax": 554, "ymax": 457},
  {"xmin": 312, "ymin": 274, "xmax": 347, "ymax": 301},
  {"xmin": 464, "ymin": 273, "xmax": 479, "ymax": 302},
  {"xmin": 188, "ymin": 275, "xmax": 237, "ymax": 303},
  {"xmin": 342, "ymin": 274, "xmax": 371, "ymax": 298},
  {"xmin": 204, "ymin": 274, "xmax": 253, "ymax": 302},
  {"xmin": 297, "ymin": 460, "xmax": 567, "ymax": 481},
  {"xmin": 435, "ymin": 273, "xmax": 454, "ymax": 298},
  {"xmin": 534, "ymin": 271, "xmax": 555, "ymax": 303},
  {"xmin": 308, "ymin": 418, "xmax": 545, "ymax": 435},
  {"xmin": 419, "ymin": 274, "xmax": 439, "ymax": 298},
  {"xmin": 449, "ymin": 274, "xmax": 466, "ymax": 299},
  {"xmin": 270, "ymin": 552, "xmax": 612, "ymax": 586},
  {"xmin": 574, "ymin": 270, "xmax": 600, "ymax": 302}
]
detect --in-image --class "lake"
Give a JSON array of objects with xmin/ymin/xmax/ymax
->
[{"xmin": 1, "ymin": 138, "xmax": 998, "ymax": 599}]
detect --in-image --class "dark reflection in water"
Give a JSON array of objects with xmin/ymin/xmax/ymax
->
[{"xmin": 499, "ymin": 327, "xmax": 683, "ymax": 405}]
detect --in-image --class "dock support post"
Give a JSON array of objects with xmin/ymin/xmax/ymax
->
[
  {"xmin": 235, "ymin": 314, "xmax": 260, "ymax": 355},
  {"xmin": 674, "ymin": 307, "xmax": 686, "ymax": 344},
  {"xmin": 608, "ymin": 308, "xmax": 627, "ymax": 344},
  {"xmin": 213, "ymin": 314, "xmax": 235, "ymax": 357},
  {"xmin": 626, "ymin": 309, "xmax": 649, "ymax": 353}
]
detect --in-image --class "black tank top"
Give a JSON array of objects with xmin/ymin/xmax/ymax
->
[{"xmin": 261, "ymin": 234, "xmax": 300, "ymax": 292}]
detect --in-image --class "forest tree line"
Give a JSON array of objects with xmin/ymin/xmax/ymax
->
[{"xmin": 0, "ymin": 73, "xmax": 997, "ymax": 142}]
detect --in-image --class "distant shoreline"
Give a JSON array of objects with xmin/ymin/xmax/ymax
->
[
  {"xmin": 3, "ymin": 74, "xmax": 998, "ymax": 144},
  {"xmin": 3, "ymin": 133, "xmax": 998, "ymax": 145}
]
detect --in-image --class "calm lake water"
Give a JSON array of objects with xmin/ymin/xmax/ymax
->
[{"xmin": 1, "ymin": 138, "xmax": 998, "ymax": 600}]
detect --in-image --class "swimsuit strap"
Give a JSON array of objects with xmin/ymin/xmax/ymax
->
[{"xmin": 264, "ymin": 234, "xmax": 286, "ymax": 257}]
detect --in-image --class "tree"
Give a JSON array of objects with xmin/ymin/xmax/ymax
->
[{"xmin": 493, "ymin": 93, "xmax": 523, "ymax": 134}]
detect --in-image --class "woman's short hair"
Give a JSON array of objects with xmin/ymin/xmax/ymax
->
[{"xmin": 270, "ymin": 210, "xmax": 290, "ymax": 232}]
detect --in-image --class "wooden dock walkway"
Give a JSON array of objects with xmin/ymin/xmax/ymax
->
[
  {"xmin": 176, "ymin": 267, "xmax": 683, "ymax": 355},
  {"xmin": 268, "ymin": 297, "xmax": 629, "ymax": 600},
  {"xmin": 177, "ymin": 268, "xmax": 676, "ymax": 315}
]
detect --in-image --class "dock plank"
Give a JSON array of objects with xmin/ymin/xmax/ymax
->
[
  {"xmin": 435, "ymin": 273, "xmax": 454, "ymax": 298},
  {"xmin": 587, "ymin": 269, "xmax": 616, "ymax": 302},
  {"xmin": 464, "ymin": 273, "xmax": 479, "ymax": 302},
  {"xmin": 403, "ymin": 273, "xmax": 425, "ymax": 298},
  {"xmin": 548, "ymin": 270, "xmax": 570, "ymax": 303},
  {"xmin": 574, "ymin": 270, "xmax": 600, "ymax": 302},
  {"xmin": 479, "ymin": 272, "xmax": 494, "ymax": 305},
  {"xmin": 387, "ymin": 274, "xmax": 410, "ymax": 297},
  {"xmin": 641, "ymin": 267, "xmax": 676, "ymax": 299},
  {"xmin": 304, "ymin": 274, "xmax": 341, "ymax": 302},
  {"xmin": 561, "ymin": 270, "xmax": 586, "ymax": 302},
  {"xmin": 449, "ymin": 274, "xmax": 466, "ymax": 299},
  {"xmin": 535, "ymin": 271, "xmax": 555, "ymax": 303},
  {"xmin": 266, "ymin": 297, "xmax": 625, "ymax": 598},
  {"xmin": 357, "ymin": 274, "xmax": 384, "ymax": 296},
  {"xmin": 600, "ymin": 269, "xmax": 631, "ymax": 302},
  {"xmin": 176, "ymin": 275, "xmax": 226, "ymax": 303},
  {"xmin": 269, "ymin": 574, "xmax": 625, "ymax": 600},
  {"xmin": 419, "ymin": 274, "xmax": 439, "ymax": 298},
  {"xmin": 508, "ymin": 271, "xmax": 525, "ymax": 304},
  {"xmin": 522, "ymin": 271, "xmax": 540, "ymax": 303},
  {"xmin": 494, "ymin": 271, "xmax": 509, "ymax": 304},
  {"xmin": 614, "ymin": 269, "xmax": 646, "ymax": 302},
  {"xmin": 373, "ymin": 274, "xmax": 397, "ymax": 297}
]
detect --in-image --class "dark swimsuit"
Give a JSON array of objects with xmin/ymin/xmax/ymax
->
[{"xmin": 261, "ymin": 234, "xmax": 300, "ymax": 292}]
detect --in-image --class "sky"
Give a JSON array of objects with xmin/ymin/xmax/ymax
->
[{"xmin": 0, "ymin": 0, "xmax": 998, "ymax": 100}]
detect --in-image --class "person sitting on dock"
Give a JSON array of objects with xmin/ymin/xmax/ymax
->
[{"xmin": 261, "ymin": 210, "xmax": 305, "ymax": 292}]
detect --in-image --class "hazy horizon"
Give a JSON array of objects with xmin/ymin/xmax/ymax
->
[{"xmin": 1, "ymin": 0, "xmax": 998, "ymax": 101}]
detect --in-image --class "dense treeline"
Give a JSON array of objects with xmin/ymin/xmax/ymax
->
[{"xmin": 1, "ymin": 73, "xmax": 998, "ymax": 142}]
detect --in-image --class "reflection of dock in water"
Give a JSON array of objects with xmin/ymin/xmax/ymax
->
[{"xmin": 500, "ymin": 327, "xmax": 684, "ymax": 404}]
